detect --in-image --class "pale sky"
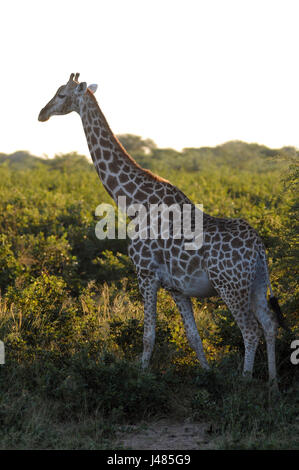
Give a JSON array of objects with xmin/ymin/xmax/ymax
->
[{"xmin": 1, "ymin": 0, "xmax": 299, "ymax": 157}]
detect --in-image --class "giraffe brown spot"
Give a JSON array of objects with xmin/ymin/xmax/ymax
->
[
  {"xmin": 151, "ymin": 241, "xmax": 159, "ymax": 250},
  {"xmin": 208, "ymin": 225, "xmax": 217, "ymax": 233},
  {"xmin": 232, "ymin": 250, "xmax": 241, "ymax": 262},
  {"xmin": 166, "ymin": 238, "xmax": 173, "ymax": 248},
  {"xmin": 172, "ymin": 247, "xmax": 180, "ymax": 256},
  {"xmin": 100, "ymin": 138, "xmax": 110, "ymax": 148},
  {"xmin": 101, "ymin": 130, "xmax": 109, "ymax": 139},
  {"xmin": 187, "ymin": 257, "xmax": 198, "ymax": 274},
  {"xmin": 93, "ymin": 119, "xmax": 102, "ymax": 128},
  {"xmin": 179, "ymin": 260, "xmax": 187, "ymax": 270},
  {"xmin": 240, "ymin": 230, "xmax": 249, "ymax": 238},
  {"xmin": 93, "ymin": 127, "xmax": 100, "ymax": 137},
  {"xmin": 171, "ymin": 259, "xmax": 182, "ymax": 276},
  {"xmin": 124, "ymin": 182, "xmax": 137, "ymax": 193},
  {"xmin": 135, "ymin": 189, "xmax": 148, "ymax": 200},
  {"xmin": 222, "ymin": 234, "xmax": 231, "ymax": 243},
  {"xmin": 219, "ymin": 261, "xmax": 225, "ymax": 270},
  {"xmin": 140, "ymin": 181, "xmax": 154, "ymax": 190},
  {"xmin": 231, "ymin": 238, "xmax": 243, "ymax": 248},
  {"xmin": 204, "ymin": 245, "xmax": 211, "ymax": 257},
  {"xmin": 119, "ymin": 173, "xmax": 129, "ymax": 183},
  {"xmin": 148, "ymin": 194, "xmax": 160, "ymax": 204},
  {"xmin": 155, "ymin": 187, "xmax": 166, "ymax": 197},
  {"xmin": 127, "ymin": 245, "xmax": 134, "ymax": 256},
  {"xmin": 133, "ymin": 240, "xmax": 142, "ymax": 251},
  {"xmin": 157, "ymin": 239, "xmax": 167, "ymax": 249},
  {"xmin": 180, "ymin": 252, "xmax": 190, "ymax": 261},
  {"xmin": 110, "ymin": 158, "xmax": 121, "ymax": 174},
  {"xmin": 95, "ymin": 148, "xmax": 102, "ymax": 159},
  {"xmin": 134, "ymin": 176, "xmax": 143, "ymax": 185},
  {"xmin": 90, "ymin": 134, "xmax": 97, "ymax": 147},
  {"xmin": 139, "ymin": 258, "xmax": 149, "ymax": 267},
  {"xmin": 154, "ymin": 251, "xmax": 164, "ymax": 264},
  {"xmin": 103, "ymin": 150, "xmax": 111, "ymax": 160},
  {"xmin": 222, "ymin": 243, "xmax": 231, "ymax": 252},
  {"xmin": 133, "ymin": 254, "xmax": 140, "ymax": 264},
  {"xmin": 98, "ymin": 161, "xmax": 107, "ymax": 172},
  {"xmin": 106, "ymin": 175, "xmax": 118, "ymax": 191},
  {"xmin": 164, "ymin": 195, "xmax": 175, "ymax": 205}
]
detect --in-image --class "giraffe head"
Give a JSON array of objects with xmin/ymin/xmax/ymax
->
[{"xmin": 38, "ymin": 73, "xmax": 98, "ymax": 122}]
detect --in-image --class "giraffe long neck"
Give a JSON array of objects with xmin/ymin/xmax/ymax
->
[{"xmin": 79, "ymin": 92, "xmax": 167, "ymax": 208}]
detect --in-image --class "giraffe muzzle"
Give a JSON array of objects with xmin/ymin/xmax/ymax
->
[{"xmin": 38, "ymin": 108, "xmax": 50, "ymax": 122}]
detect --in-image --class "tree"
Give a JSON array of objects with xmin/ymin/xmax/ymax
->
[{"xmin": 117, "ymin": 134, "xmax": 156, "ymax": 155}]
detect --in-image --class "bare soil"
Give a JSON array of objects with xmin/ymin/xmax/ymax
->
[{"xmin": 114, "ymin": 419, "xmax": 218, "ymax": 450}]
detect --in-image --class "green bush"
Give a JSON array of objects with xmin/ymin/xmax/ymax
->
[{"xmin": 0, "ymin": 142, "xmax": 297, "ymax": 449}]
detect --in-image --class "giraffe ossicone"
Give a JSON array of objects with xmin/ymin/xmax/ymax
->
[{"xmin": 38, "ymin": 73, "xmax": 287, "ymax": 389}]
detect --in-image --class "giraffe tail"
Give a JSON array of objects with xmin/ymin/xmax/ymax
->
[
  {"xmin": 268, "ymin": 295, "xmax": 289, "ymax": 331},
  {"xmin": 258, "ymin": 249, "xmax": 288, "ymax": 330}
]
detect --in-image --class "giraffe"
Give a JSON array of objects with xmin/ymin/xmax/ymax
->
[{"xmin": 38, "ymin": 73, "xmax": 286, "ymax": 388}]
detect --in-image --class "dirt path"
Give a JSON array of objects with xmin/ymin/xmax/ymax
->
[{"xmin": 114, "ymin": 419, "xmax": 217, "ymax": 450}]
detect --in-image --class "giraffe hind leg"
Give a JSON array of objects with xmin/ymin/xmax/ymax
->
[
  {"xmin": 233, "ymin": 305, "xmax": 261, "ymax": 379},
  {"xmin": 215, "ymin": 286, "xmax": 261, "ymax": 379},
  {"xmin": 251, "ymin": 279, "xmax": 278, "ymax": 388}
]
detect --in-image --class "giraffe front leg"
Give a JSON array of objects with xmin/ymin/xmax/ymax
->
[
  {"xmin": 171, "ymin": 291, "xmax": 210, "ymax": 370},
  {"xmin": 138, "ymin": 274, "xmax": 159, "ymax": 369}
]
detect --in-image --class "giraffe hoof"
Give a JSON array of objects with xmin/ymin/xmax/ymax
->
[
  {"xmin": 241, "ymin": 371, "xmax": 253, "ymax": 381},
  {"xmin": 268, "ymin": 380, "xmax": 280, "ymax": 396}
]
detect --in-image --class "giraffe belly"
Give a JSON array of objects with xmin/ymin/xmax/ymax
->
[
  {"xmin": 181, "ymin": 271, "xmax": 217, "ymax": 298},
  {"xmin": 157, "ymin": 266, "xmax": 217, "ymax": 298}
]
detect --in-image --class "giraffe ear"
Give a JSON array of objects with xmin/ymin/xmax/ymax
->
[
  {"xmin": 88, "ymin": 84, "xmax": 98, "ymax": 94},
  {"xmin": 75, "ymin": 82, "xmax": 87, "ymax": 95}
]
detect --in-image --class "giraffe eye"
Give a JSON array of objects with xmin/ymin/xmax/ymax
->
[{"xmin": 58, "ymin": 94, "xmax": 66, "ymax": 99}]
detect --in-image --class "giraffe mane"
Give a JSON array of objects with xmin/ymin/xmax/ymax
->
[{"xmin": 87, "ymin": 90, "xmax": 170, "ymax": 184}]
